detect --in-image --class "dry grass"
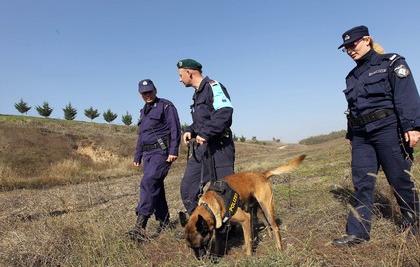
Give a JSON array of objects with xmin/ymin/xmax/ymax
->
[{"xmin": 1, "ymin": 115, "xmax": 420, "ymax": 266}]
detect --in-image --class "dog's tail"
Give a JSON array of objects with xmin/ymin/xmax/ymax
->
[{"xmin": 264, "ymin": 154, "xmax": 306, "ymax": 179}]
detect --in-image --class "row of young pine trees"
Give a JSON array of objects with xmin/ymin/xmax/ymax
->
[{"xmin": 14, "ymin": 99, "xmax": 133, "ymax": 125}]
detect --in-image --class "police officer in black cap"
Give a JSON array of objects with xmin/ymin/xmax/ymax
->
[
  {"xmin": 176, "ymin": 59, "xmax": 235, "ymax": 218},
  {"xmin": 333, "ymin": 26, "xmax": 420, "ymax": 246},
  {"xmin": 128, "ymin": 79, "xmax": 181, "ymax": 241}
]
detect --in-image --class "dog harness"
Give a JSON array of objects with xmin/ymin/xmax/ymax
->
[{"xmin": 207, "ymin": 180, "xmax": 241, "ymax": 224}]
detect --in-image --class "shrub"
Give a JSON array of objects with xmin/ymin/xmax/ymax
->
[
  {"xmin": 63, "ymin": 103, "xmax": 77, "ymax": 120},
  {"xmin": 84, "ymin": 107, "xmax": 100, "ymax": 121},
  {"xmin": 36, "ymin": 102, "xmax": 53, "ymax": 118},
  {"xmin": 121, "ymin": 112, "xmax": 132, "ymax": 126},
  {"xmin": 14, "ymin": 99, "xmax": 31, "ymax": 114},
  {"xmin": 103, "ymin": 109, "xmax": 117, "ymax": 123}
]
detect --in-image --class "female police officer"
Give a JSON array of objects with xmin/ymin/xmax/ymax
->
[
  {"xmin": 128, "ymin": 79, "xmax": 181, "ymax": 241},
  {"xmin": 333, "ymin": 25, "xmax": 420, "ymax": 246}
]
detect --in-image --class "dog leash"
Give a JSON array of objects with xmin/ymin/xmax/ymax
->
[{"xmin": 198, "ymin": 143, "xmax": 218, "ymax": 196}]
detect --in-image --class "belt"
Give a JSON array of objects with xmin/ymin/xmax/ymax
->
[
  {"xmin": 349, "ymin": 109, "xmax": 394, "ymax": 127},
  {"xmin": 142, "ymin": 140, "xmax": 168, "ymax": 152}
]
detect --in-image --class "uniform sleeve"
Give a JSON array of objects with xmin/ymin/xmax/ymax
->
[
  {"xmin": 390, "ymin": 58, "xmax": 420, "ymax": 132},
  {"xmin": 346, "ymin": 115, "xmax": 353, "ymax": 140},
  {"xmin": 199, "ymin": 84, "xmax": 233, "ymax": 140},
  {"xmin": 164, "ymin": 104, "xmax": 181, "ymax": 156},
  {"xmin": 134, "ymin": 121, "xmax": 143, "ymax": 163}
]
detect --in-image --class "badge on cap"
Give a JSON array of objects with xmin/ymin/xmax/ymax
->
[
  {"xmin": 394, "ymin": 65, "xmax": 410, "ymax": 78},
  {"xmin": 142, "ymin": 81, "xmax": 148, "ymax": 85},
  {"xmin": 344, "ymin": 34, "xmax": 350, "ymax": 41},
  {"xmin": 178, "ymin": 61, "xmax": 183, "ymax": 67}
]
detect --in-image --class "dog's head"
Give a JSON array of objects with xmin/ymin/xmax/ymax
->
[{"xmin": 184, "ymin": 206, "xmax": 217, "ymax": 259}]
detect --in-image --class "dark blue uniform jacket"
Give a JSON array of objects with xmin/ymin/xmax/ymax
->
[
  {"xmin": 134, "ymin": 97, "xmax": 181, "ymax": 163},
  {"xmin": 344, "ymin": 50, "xmax": 420, "ymax": 139},
  {"xmin": 186, "ymin": 76, "xmax": 233, "ymax": 142}
]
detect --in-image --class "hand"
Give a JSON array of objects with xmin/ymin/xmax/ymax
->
[
  {"xmin": 166, "ymin": 155, "xmax": 178, "ymax": 163},
  {"xmin": 133, "ymin": 162, "xmax": 140, "ymax": 167},
  {"xmin": 404, "ymin": 130, "xmax": 420, "ymax": 148},
  {"xmin": 183, "ymin": 132, "xmax": 192, "ymax": 145},
  {"xmin": 196, "ymin": 135, "xmax": 207, "ymax": 145}
]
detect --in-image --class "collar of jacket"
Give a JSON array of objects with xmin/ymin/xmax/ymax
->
[
  {"xmin": 142, "ymin": 97, "xmax": 159, "ymax": 114},
  {"xmin": 368, "ymin": 51, "xmax": 383, "ymax": 66},
  {"xmin": 196, "ymin": 76, "xmax": 210, "ymax": 93}
]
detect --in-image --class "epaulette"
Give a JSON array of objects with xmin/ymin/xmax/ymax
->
[
  {"xmin": 159, "ymin": 98, "xmax": 174, "ymax": 109},
  {"xmin": 209, "ymin": 80, "xmax": 217, "ymax": 86},
  {"xmin": 383, "ymin": 53, "xmax": 402, "ymax": 67}
]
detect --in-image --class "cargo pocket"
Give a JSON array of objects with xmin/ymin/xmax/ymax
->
[
  {"xmin": 343, "ymin": 86, "xmax": 356, "ymax": 105},
  {"xmin": 363, "ymin": 73, "xmax": 390, "ymax": 97}
]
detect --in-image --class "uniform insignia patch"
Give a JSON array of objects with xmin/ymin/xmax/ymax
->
[
  {"xmin": 394, "ymin": 65, "xmax": 410, "ymax": 78},
  {"xmin": 369, "ymin": 69, "xmax": 387, "ymax": 76},
  {"xmin": 344, "ymin": 35, "xmax": 350, "ymax": 41},
  {"xmin": 143, "ymin": 81, "xmax": 148, "ymax": 85}
]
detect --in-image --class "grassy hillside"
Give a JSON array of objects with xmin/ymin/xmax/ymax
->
[
  {"xmin": 299, "ymin": 130, "xmax": 347, "ymax": 145},
  {"xmin": 0, "ymin": 114, "xmax": 141, "ymax": 190},
  {"xmin": 0, "ymin": 115, "xmax": 419, "ymax": 266}
]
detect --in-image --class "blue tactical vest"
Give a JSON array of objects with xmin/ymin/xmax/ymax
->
[{"xmin": 344, "ymin": 52, "xmax": 400, "ymax": 132}]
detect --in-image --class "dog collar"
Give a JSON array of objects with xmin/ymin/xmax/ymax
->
[{"xmin": 200, "ymin": 202, "xmax": 216, "ymax": 223}]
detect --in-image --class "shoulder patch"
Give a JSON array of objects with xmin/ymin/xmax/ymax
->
[
  {"xmin": 394, "ymin": 64, "xmax": 410, "ymax": 78},
  {"xmin": 389, "ymin": 54, "xmax": 397, "ymax": 61},
  {"xmin": 210, "ymin": 81, "xmax": 233, "ymax": 110}
]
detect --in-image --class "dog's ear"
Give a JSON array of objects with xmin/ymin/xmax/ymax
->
[
  {"xmin": 179, "ymin": 211, "xmax": 188, "ymax": 227},
  {"xmin": 196, "ymin": 214, "xmax": 210, "ymax": 236},
  {"xmin": 200, "ymin": 199, "xmax": 223, "ymax": 229}
]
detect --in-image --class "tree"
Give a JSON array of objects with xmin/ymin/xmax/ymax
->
[
  {"xmin": 239, "ymin": 135, "xmax": 246, "ymax": 142},
  {"xmin": 84, "ymin": 107, "xmax": 100, "ymax": 121},
  {"xmin": 121, "ymin": 112, "xmax": 132, "ymax": 126},
  {"xmin": 14, "ymin": 99, "xmax": 31, "ymax": 114},
  {"xmin": 36, "ymin": 102, "xmax": 53, "ymax": 118},
  {"xmin": 103, "ymin": 109, "xmax": 118, "ymax": 123},
  {"xmin": 252, "ymin": 136, "xmax": 257, "ymax": 142},
  {"xmin": 233, "ymin": 134, "xmax": 238, "ymax": 142},
  {"xmin": 63, "ymin": 103, "xmax": 77, "ymax": 120}
]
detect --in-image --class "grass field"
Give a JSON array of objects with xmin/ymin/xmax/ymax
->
[{"xmin": 0, "ymin": 115, "xmax": 419, "ymax": 266}]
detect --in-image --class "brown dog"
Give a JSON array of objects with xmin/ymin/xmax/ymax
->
[{"xmin": 184, "ymin": 155, "xmax": 306, "ymax": 257}]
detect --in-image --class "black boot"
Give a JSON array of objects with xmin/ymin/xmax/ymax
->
[
  {"xmin": 156, "ymin": 217, "xmax": 172, "ymax": 234},
  {"xmin": 332, "ymin": 235, "xmax": 367, "ymax": 246},
  {"xmin": 128, "ymin": 215, "xmax": 149, "ymax": 242},
  {"xmin": 401, "ymin": 211, "xmax": 419, "ymax": 235}
]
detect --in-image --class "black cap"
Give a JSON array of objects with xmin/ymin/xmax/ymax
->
[
  {"xmin": 338, "ymin": 25, "xmax": 369, "ymax": 49},
  {"xmin": 176, "ymin": 58, "xmax": 202, "ymax": 71},
  {"xmin": 138, "ymin": 79, "xmax": 156, "ymax": 93}
]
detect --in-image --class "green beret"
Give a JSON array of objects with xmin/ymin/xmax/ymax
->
[{"xmin": 177, "ymin": 58, "xmax": 202, "ymax": 70}]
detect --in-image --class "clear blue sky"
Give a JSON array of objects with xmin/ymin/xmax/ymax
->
[{"xmin": 1, "ymin": 0, "xmax": 419, "ymax": 142}]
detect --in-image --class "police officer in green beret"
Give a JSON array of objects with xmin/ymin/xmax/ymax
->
[{"xmin": 177, "ymin": 58, "xmax": 236, "ymax": 220}]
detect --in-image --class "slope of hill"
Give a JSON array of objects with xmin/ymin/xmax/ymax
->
[{"xmin": 0, "ymin": 115, "xmax": 419, "ymax": 266}]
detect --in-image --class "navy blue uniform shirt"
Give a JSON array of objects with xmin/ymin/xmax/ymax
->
[
  {"xmin": 186, "ymin": 76, "xmax": 233, "ymax": 141},
  {"xmin": 134, "ymin": 97, "xmax": 181, "ymax": 163},
  {"xmin": 344, "ymin": 50, "xmax": 420, "ymax": 138}
]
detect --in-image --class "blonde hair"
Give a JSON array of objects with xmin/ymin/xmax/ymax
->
[{"xmin": 368, "ymin": 37, "xmax": 385, "ymax": 54}]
